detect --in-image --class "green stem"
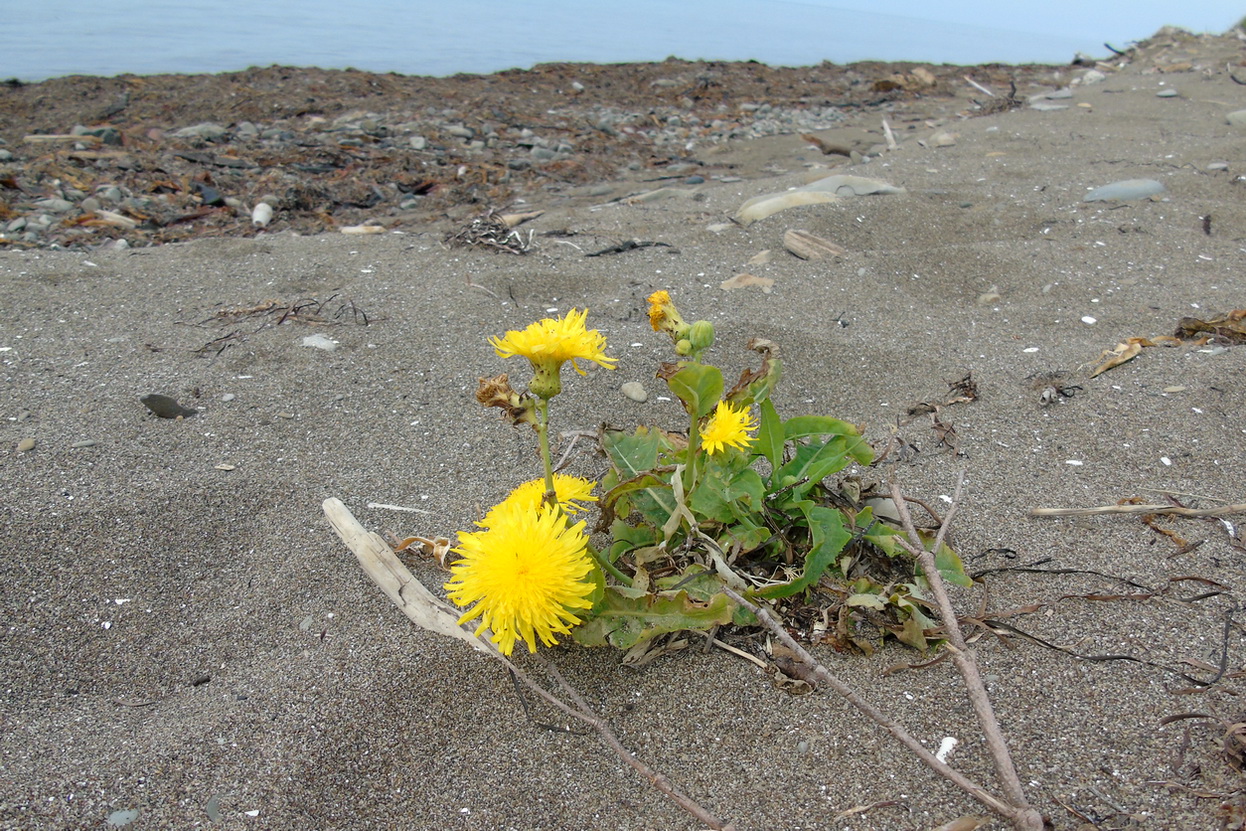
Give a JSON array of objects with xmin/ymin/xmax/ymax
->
[
  {"xmin": 684, "ymin": 406, "xmax": 701, "ymax": 495},
  {"xmin": 536, "ymin": 397, "xmax": 557, "ymax": 505},
  {"xmin": 591, "ymin": 545, "xmax": 632, "ymax": 585}
]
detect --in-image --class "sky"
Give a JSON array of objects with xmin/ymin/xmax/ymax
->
[{"xmin": 2, "ymin": 0, "xmax": 1243, "ymax": 80}]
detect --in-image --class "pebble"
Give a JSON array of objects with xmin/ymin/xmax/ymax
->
[
  {"xmin": 170, "ymin": 122, "xmax": 229, "ymax": 140},
  {"xmin": 1156, "ymin": 88, "xmax": 1179, "ymax": 98},
  {"xmin": 1083, "ymin": 179, "xmax": 1165, "ymax": 201},
  {"xmin": 221, "ymin": 393, "xmax": 236, "ymax": 402},
  {"xmin": 17, "ymin": 437, "xmax": 36, "ymax": 452},
  {"xmin": 1226, "ymin": 110, "xmax": 1246, "ymax": 127},
  {"xmin": 71, "ymin": 440, "xmax": 97, "ymax": 448},
  {"xmin": 621, "ymin": 381, "xmax": 648, "ymax": 403},
  {"xmin": 140, "ymin": 393, "xmax": 198, "ymax": 419}
]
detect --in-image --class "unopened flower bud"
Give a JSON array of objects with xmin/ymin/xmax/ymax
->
[
  {"xmin": 688, "ymin": 320, "xmax": 715, "ymax": 351},
  {"xmin": 675, "ymin": 339, "xmax": 693, "ymax": 356}
]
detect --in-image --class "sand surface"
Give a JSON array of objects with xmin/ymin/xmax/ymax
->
[{"xmin": 3, "ymin": 30, "xmax": 1246, "ymax": 831}]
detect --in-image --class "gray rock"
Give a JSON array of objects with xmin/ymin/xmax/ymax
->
[
  {"xmin": 0, "ymin": 149, "xmax": 13, "ymax": 162},
  {"xmin": 1083, "ymin": 179, "xmax": 1165, "ymax": 201},
  {"xmin": 621, "ymin": 381, "xmax": 648, "ymax": 403},
  {"xmin": 79, "ymin": 197, "xmax": 101, "ymax": 213},
  {"xmin": 444, "ymin": 124, "xmax": 474, "ymax": 139},
  {"xmin": 170, "ymin": 122, "xmax": 229, "ymax": 141},
  {"xmin": 1156, "ymin": 88, "xmax": 1179, "ymax": 98},
  {"xmin": 1227, "ymin": 109, "xmax": 1246, "ymax": 127},
  {"xmin": 410, "ymin": 136, "xmax": 427, "ymax": 150},
  {"xmin": 35, "ymin": 198, "xmax": 75, "ymax": 213}
]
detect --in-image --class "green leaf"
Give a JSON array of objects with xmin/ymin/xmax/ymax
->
[
  {"xmin": 932, "ymin": 543, "xmax": 973, "ymax": 588},
  {"xmin": 756, "ymin": 397, "xmax": 784, "ymax": 474},
  {"xmin": 783, "ymin": 415, "xmax": 862, "ymax": 440},
  {"xmin": 665, "ymin": 363, "xmax": 724, "ymax": 419},
  {"xmin": 572, "ymin": 587, "xmax": 735, "ymax": 649},
  {"xmin": 773, "ymin": 438, "xmax": 855, "ymax": 499},
  {"xmin": 607, "ymin": 519, "xmax": 660, "ymax": 562},
  {"xmin": 757, "ymin": 504, "xmax": 851, "ymax": 599},
  {"xmin": 782, "ymin": 416, "xmax": 873, "ymax": 466},
  {"xmin": 689, "ymin": 466, "xmax": 766, "ymax": 525},
  {"xmin": 601, "ymin": 427, "xmax": 677, "ymax": 527}
]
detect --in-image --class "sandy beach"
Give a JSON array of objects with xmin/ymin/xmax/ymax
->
[{"xmin": 3, "ymin": 27, "xmax": 1246, "ymax": 831}]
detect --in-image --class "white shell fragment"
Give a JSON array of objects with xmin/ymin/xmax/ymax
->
[
  {"xmin": 340, "ymin": 224, "xmax": 386, "ymax": 234},
  {"xmin": 1082, "ymin": 179, "xmax": 1165, "ymax": 202},
  {"xmin": 302, "ymin": 333, "xmax": 338, "ymax": 351},
  {"xmin": 734, "ymin": 174, "xmax": 904, "ymax": 225},
  {"xmin": 783, "ymin": 230, "xmax": 846, "ymax": 260},
  {"xmin": 251, "ymin": 202, "xmax": 273, "ymax": 227}
]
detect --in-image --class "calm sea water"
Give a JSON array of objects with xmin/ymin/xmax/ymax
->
[{"xmin": 0, "ymin": 0, "xmax": 1226, "ymax": 81}]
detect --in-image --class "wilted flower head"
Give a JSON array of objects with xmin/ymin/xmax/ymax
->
[
  {"xmin": 646, "ymin": 290, "xmax": 690, "ymax": 343},
  {"xmin": 701, "ymin": 400, "xmax": 758, "ymax": 456},
  {"xmin": 445, "ymin": 503, "xmax": 595, "ymax": 655}
]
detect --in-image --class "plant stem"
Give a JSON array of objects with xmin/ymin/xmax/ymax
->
[
  {"xmin": 591, "ymin": 544, "xmax": 632, "ymax": 585},
  {"xmin": 684, "ymin": 406, "xmax": 701, "ymax": 496},
  {"xmin": 536, "ymin": 397, "xmax": 557, "ymax": 503}
]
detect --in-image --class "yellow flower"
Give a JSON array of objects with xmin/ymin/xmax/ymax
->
[
  {"xmin": 480, "ymin": 474, "xmax": 597, "ymax": 528},
  {"xmin": 445, "ymin": 504, "xmax": 595, "ymax": 655},
  {"xmin": 646, "ymin": 290, "xmax": 688, "ymax": 340},
  {"xmin": 701, "ymin": 400, "xmax": 758, "ymax": 455},
  {"xmin": 490, "ymin": 309, "xmax": 616, "ymax": 398}
]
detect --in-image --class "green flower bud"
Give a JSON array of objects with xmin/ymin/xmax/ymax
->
[
  {"xmin": 675, "ymin": 339, "xmax": 693, "ymax": 356},
  {"xmin": 688, "ymin": 320, "xmax": 715, "ymax": 351}
]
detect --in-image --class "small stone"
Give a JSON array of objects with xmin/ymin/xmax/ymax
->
[
  {"xmin": 170, "ymin": 122, "xmax": 229, "ymax": 141},
  {"xmin": 140, "ymin": 394, "xmax": 198, "ymax": 419},
  {"xmin": 748, "ymin": 250, "xmax": 773, "ymax": 266},
  {"xmin": 35, "ymin": 198, "xmax": 75, "ymax": 213},
  {"xmin": 17, "ymin": 437, "xmax": 36, "ymax": 452},
  {"xmin": 220, "ymin": 393, "xmax": 236, "ymax": 402},
  {"xmin": 1227, "ymin": 110, "xmax": 1246, "ymax": 127},
  {"xmin": 276, "ymin": 412, "xmax": 295, "ymax": 419},
  {"xmin": 621, "ymin": 381, "xmax": 648, "ymax": 403},
  {"xmin": 410, "ymin": 136, "xmax": 427, "ymax": 150},
  {"xmin": 71, "ymin": 440, "xmax": 97, "ymax": 448},
  {"xmin": 1156, "ymin": 88, "xmax": 1179, "ymax": 98}
]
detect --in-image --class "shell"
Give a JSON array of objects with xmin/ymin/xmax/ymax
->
[{"xmin": 783, "ymin": 230, "xmax": 846, "ymax": 260}]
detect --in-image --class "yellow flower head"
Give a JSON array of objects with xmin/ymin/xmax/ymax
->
[
  {"xmin": 480, "ymin": 474, "xmax": 598, "ymax": 528},
  {"xmin": 446, "ymin": 504, "xmax": 595, "ymax": 655},
  {"xmin": 490, "ymin": 309, "xmax": 616, "ymax": 398},
  {"xmin": 701, "ymin": 400, "xmax": 758, "ymax": 456},
  {"xmin": 646, "ymin": 290, "xmax": 688, "ymax": 341}
]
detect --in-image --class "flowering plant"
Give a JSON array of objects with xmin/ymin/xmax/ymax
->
[{"xmin": 458, "ymin": 294, "xmax": 970, "ymax": 658}]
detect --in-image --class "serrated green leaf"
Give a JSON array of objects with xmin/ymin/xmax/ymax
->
[
  {"xmin": 665, "ymin": 363, "xmax": 724, "ymax": 419},
  {"xmin": 572, "ymin": 587, "xmax": 735, "ymax": 649},
  {"xmin": 757, "ymin": 397, "xmax": 784, "ymax": 474},
  {"xmin": 601, "ymin": 427, "xmax": 677, "ymax": 527},
  {"xmin": 757, "ymin": 504, "xmax": 851, "ymax": 599}
]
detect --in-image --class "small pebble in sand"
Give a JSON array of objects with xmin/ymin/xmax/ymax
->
[
  {"xmin": 17, "ymin": 437, "xmax": 36, "ymax": 452},
  {"xmin": 621, "ymin": 381, "xmax": 648, "ymax": 403}
]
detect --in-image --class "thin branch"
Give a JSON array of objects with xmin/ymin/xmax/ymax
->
[
  {"xmin": 722, "ymin": 587, "xmax": 1022, "ymax": 823},
  {"xmin": 1032, "ymin": 503, "xmax": 1246, "ymax": 518},
  {"xmin": 888, "ymin": 474, "xmax": 1042, "ymax": 830}
]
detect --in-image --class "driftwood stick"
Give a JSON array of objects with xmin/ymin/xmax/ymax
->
[
  {"xmin": 323, "ymin": 497, "xmax": 734, "ymax": 831},
  {"xmin": 888, "ymin": 476, "xmax": 1043, "ymax": 831},
  {"xmin": 534, "ymin": 655, "xmax": 736, "ymax": 831},
  {"xmin": 1031, "ymin": 503, "xmax": 1246, "ymax": 518},
  {"xmin": 722, "ymin": 587, "xmax": 1020, "ymax": 821}
]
